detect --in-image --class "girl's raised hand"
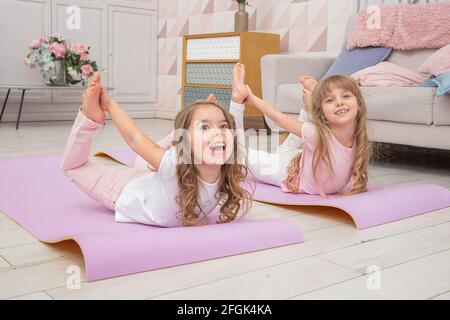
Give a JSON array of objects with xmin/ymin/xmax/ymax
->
[
  {"xmin": 244, "ymin": 84, "xmax": 258, "ymax": 106},
  {"xmin": 99, "ymin": 85, "xmax": 112, "ymax": 112},
  {"xmin": 302, "ymin": 89, "xmax": 312, "ymax": 114},
  {"xmin": 231, "ymin": 63, "xmax": 249, "ymax": 104}
]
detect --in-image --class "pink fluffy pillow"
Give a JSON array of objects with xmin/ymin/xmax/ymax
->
[{"xmin": 419, "ymin": 44, "xmax": 450, "ymax": 77}]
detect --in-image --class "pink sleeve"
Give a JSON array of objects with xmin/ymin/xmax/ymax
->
[{"xmin": 302, "ymin": 122, "xmax": 317, "ymax": 147}]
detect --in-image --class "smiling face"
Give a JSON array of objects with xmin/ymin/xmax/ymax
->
[
  {"xmin": 188, "ymin": 104, "xmax": 234, "ymax": 166},
  {"xmin": 320, "ymin": 85, "xmax": 359, "ymax": 128}
]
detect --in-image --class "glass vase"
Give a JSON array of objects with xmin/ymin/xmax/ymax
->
[
  {"xmin": 46, "ymin": 58, "xmax": 66, "ymax": 86},
  {"xmin": 234, "ymin": 3, "xmax": 249, "ymax": 32}
]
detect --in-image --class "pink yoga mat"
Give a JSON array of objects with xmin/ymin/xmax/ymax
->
[
  {"xmin": 103, "ymin": 148, "xmax": 450, "ymax": 230},
  {"xmin": 0, "ymin": 152, "xmax": 303, "ymax": 282},
  {"xmin": 249, "ymin": 180, "xmax": 450, "ymax": 229}
]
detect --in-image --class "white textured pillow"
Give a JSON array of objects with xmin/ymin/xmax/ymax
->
[{"xmin": 419, "ymin": 44, "xmax": 450, "ymax": 77}]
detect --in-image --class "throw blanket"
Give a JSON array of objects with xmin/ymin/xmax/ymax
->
[
  {"xmin": 351, "ymin": 62, "xmax": 428, "ymax": 86},
  {"xmin": 347, "ymin": 3, "xmax": 450, "ymax": 51}
]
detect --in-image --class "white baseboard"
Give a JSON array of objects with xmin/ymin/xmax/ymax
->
[
  {"xmin": 156, "ymin": 109, "xmax": 177, "ymax": 120},
  {"xmin": 0, "ymin": 102, "xmax": 157, "ymax": 122},
  {"xmin": 0, "ymin": 101, "xmax": 181, "ymax": 122}
]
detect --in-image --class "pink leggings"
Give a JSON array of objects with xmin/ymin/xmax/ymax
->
[{"xmin": 60, "ymin": 110, "xmax": 153, "ymax": 210}]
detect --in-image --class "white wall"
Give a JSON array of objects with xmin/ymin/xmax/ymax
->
[{"xmin": 0, "ymin": 0, "xmax": 157, "ymax": 123}]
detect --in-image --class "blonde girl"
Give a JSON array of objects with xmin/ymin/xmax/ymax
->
[
  {"xmin": 230, "ymin": 63, "xmax": 372, "ymax": 197},
  {"xmin": 60, "ymin": 73, "xmax": 251, "ymax": 227}
]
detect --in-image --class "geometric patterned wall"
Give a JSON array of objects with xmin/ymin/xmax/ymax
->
[{"xmin": 157, "ymin": 0, "xmax": 356, "ymax": 117}]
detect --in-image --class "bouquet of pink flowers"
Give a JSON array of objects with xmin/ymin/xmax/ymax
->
[
  {"xmin": 24, "ymin": 33, "xmax": 98, "ymax": 85},
  {"xmin": 65, "ymin": 42, "xmax": 98, "ymax": 85}
]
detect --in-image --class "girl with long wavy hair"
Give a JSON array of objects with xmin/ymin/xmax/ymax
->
[
  {"xmin": 230, "ymin": 63, "xmax": 372, "ymax": 198},
  {"xmin": 60, "ymin": 73, "xmax": 251, "ymax": 227}
]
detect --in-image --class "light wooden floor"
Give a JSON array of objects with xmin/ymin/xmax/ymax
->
[{"xmin": 0, "ymin": 118, "xmax": 449, "ymax": 300}]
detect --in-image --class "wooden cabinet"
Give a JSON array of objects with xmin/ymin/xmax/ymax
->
[{"xmin": 182, "ymin": 32, "xmax": 280, "ymax": 129}]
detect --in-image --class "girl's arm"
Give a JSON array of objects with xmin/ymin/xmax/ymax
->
[
  {"xmin": 105, "ymin": 99, "xmax": 166, "ymax": 171},
  {"xmin": 247, "ymin": 87, "xmax": 305, "ymax": 138}
]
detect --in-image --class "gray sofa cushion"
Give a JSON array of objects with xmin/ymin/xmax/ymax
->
[
  {"xmin": 362, "ymin": 86, "xmax": 435, "ymax": 125},
  {"xmin": 275, "ymin": 83, "xmax": 303, "ymax": 114},
  {"xmin": 434, "ymin": 94, "xmax": 450, "ymax": 126},
  {"xmin": 386, "ymin": 49, "xmax": 435, "ymax": 73}
]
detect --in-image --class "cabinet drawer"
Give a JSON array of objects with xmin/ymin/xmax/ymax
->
[
  {"xmin": 184, "ymin": 87, "xmax": 232, "ymax": 109},
  {"xmin": 186, "ymin": 36, "xmax": 240, "ymax": 60},
  {"xmin": 186, "ymin": 63, "xmax": 235, "ymax": 86}
]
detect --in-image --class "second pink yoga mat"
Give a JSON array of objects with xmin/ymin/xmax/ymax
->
[
  {"xmin": 248, "ymin": 181, "xmax": 450, "ymax": 229},
  {"xmin": 106, "ymin": 148, "xmax": 450, "ymax": 230}
]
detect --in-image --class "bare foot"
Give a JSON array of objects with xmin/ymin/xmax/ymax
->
[
  {"xmin": 299, "ymin": 76, "xmax": 317, "ymax": 113},
  {"xmin": 299, "ymin": 75, "xmax": 317, "ymax": 92},
  {"xmin": 81, "ymin": 73, "xmax": 105, "ymax": 124},
  {"xmin": 302, "ymin": 90, "xmax": 313, "ymax": 114},
  {"xmin": 232, "ymin": 63, "xmax": 249, "ymax": 104},
  {"xmin": 207, "ymin": 94, "xmax": 217, "ymax": 103}
]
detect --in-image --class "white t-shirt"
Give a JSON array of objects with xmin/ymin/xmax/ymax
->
[{"xmin": 114, "ymin": 146, "xmax": 221, "ymax": 227}]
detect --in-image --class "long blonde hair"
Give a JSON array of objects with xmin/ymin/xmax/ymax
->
[
  {"xmin": 285, "ymin": 75, "xmax": 372, "ymax": 197},
  {"xmin": 172, "ymin": 100, "xmax": 252, "ymax": 226}
]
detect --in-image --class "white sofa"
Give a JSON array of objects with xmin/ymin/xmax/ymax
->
[{"xmin": 260, "ymin": 16, "xmax": 450, "ymax": 151}]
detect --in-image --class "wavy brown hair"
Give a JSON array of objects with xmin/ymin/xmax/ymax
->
[
  {"xmin": 171, "ymin": 100, "xmax": 252, "ymax": 226},
  {"xmin": 285, "ymin": 75, "xmax": 372, "ymax": 197}
]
